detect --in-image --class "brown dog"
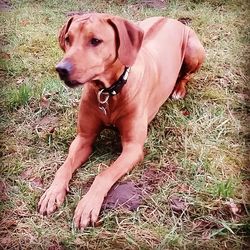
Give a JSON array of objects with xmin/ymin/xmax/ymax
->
[{"xmin": 38, "ymin": 13, "xmax": 205, "ymax": 229}]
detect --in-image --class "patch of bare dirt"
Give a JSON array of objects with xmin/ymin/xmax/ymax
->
[
  {"xmin": 210, "ymin": 199, "xmax": 248, "ymax": 221},
  {"xmin": 67, "ymin": 11, "xmax": 86, "ymax": 17},
  {"xmin": 34, "ymin": 115, "xmax": 59, "ymax": 136},
  {"xmin": 140, "ymin": 0, "xmax": 166, "ymax": 9},
  {"xmin": 122, "ymin": 0, "xmax": 167, "ymax": 9},
  {"xmin": 0, "ymin": 217, "xmax": 17, "ymax": 230},
  {"xmin": 20, "ymin": 167, "xmax": 44, "ymax": 189},
  {"xmin": 48, "ymin": 241, "xmax": 64, "ymax": 250},
  {"xmin": 0, "ymin": 180, "xmax": 8, "ymax": 201},
  {"xmin": 0, "ymin": 236, "xmax": 13, "ymax": 249},
  {"xmin": 102, "ymin": 181, "xmax": 141, "ymax": 211},
  {"xmin": 169, "ymin": 195, "xmax": 188, "ymax": 214},
  {"xmin": 101, "ymin": 163, "xmax": 180, "ymax": 212},
  {"xmin": 138, "ymin": 163, "xmax": 178, "ymax": 193},
  {"xmin": 82, "ymin": 163, "xmax": 180, "ymax": 213},
  {"xmin": 0, "ymin": 0, "xmax": 12, "ymax": 11},
  {"xmin": 0, "ymin": 52, "xmax": 10, "ymax": 60},
  {"xmin": 79, "ymin": 176, "xmax": 95, "ymax": 193},
  {"xmin": 191, "ymin": 218, "xmax": 221, "ymax": 240}
]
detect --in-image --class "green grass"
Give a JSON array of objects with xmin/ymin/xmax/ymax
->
[{"xmin": 0, "ymin": 0, "xmax": 249, "ymax": 249}]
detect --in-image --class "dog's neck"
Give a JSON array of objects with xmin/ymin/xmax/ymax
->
[
  {"xmin": 91, "ymin": 61, "xmax": 130, "ymax": 116},
  {"xmin": 93, "ymin": 60, "xmax": 127, "ymax": 90}
]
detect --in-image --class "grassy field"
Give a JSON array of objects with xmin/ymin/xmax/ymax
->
[{"xmin": 0, "ymin": 0, "xmax": 249, "ymax": 249}]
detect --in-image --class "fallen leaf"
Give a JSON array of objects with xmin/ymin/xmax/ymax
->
[
  {"xmin": 16, "ymin": 77, "xmax": 25, "ymax": 84},
  {"xmin": 0, "ymin": 0, "xmax": 12, "ymax": 11},
  {"xmin": 67, "ymin": 11, "xmax": 87, "ymax": 16},
  {"xmin": 0, "ymin": 236, "xmax": 12, "ymax": 246},
  {"xmin": 48, "ymin": 241, "xmax": 64, "ymax": 250},
  {"xmin": 201, "ymin": 230, "xmax": 211, "ymax": 240},
  {"xmin": 139, "ymin": 163, "xmax": 178, "ymax": 193},
  {"xmin": 38, "ymin": 116, "xmax": 58, "ymax": 127},
  {"xmin": 74, "ymin": 237, "xmax": 84, "ymax": 245},
  {"xmin": 192, "ymin": 218, "xmax": 218, "ymax": 231},
  {"xmin": 49, "ymin": 127, "xmax": 56, "ymax": 133},
  {"xmin": 20, "ymin": 19, "xmax": 30, "ymax": 26},
  {"xmin": 181, "ymin": 109, "xmax": 190, "ymax": 116},
  {"xmin": 44, "ymin": 93, "xmax": 52, "ymax": 98},
  {"xmin": 226, "ymin": 198, "xmax": 239, "ymax": 215},
  {"xmin": 21, "ymin": 168, "xmax": 33, "ymax": 179},
  {"xmin": 178, "ymin": 183, "xmax": 192, "ymax": 192},
  {"xmin": 35, "ymin": 116, "xmax": 59, "ymax": 136},
  {"xmin": 31, "ymin": 177, "xmax": 43, "ymax": 188},
  {"xmin": 169, "ymin": 196, "xmax": 187, "ymax": 213},
  {"xmin": 135, "ymin": 0, "xmax": 166, "ymax": 9},
  {"xmin": 0, "ymin": 180, "xmax": 8, "ymax": 201},
  {"xmin": 72, "ymin": 99, "xmax": 79, "ymax": 107},
  {"xmin": 0, "ymin": 180, "xmax": 6, "ymax": 193},
  {"xmin": 39, "ymin": 96, "xmax": 50, "ymax": 108},
  {"xmin": 0, "ymin": 52, "xmax": 10, "ymax": 59},
  {"xmin": 1, "ymin": 219, "xmax": 17, "ymax": 229}
]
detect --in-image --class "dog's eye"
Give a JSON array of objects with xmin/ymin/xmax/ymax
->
[
  {"xmin": 65, "ymin": 36, "xmax": 70, "ymax": 44},
  {"xmin": 90, "ymin": 38, "xmax": 102, "ymax": 47}
]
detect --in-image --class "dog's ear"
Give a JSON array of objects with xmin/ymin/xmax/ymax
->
[
  {"xmin": 108, "ymin": 17, "xmax": 144, "ymax": 66},
  {"xmin": 58, "ymin": 16, "xmax": 74, "ymax": 51}
]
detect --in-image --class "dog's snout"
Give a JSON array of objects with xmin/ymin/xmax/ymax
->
[
  {"xmin": 56, "ymin": 66, "xmax": 69, "ymax": 79},
  {"xmin": 56, "ymin": 61, "xmax": 72, "ymax": 80}
]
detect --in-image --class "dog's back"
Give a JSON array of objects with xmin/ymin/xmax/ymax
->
[
  {"xmin": 137, "ymin": 17, "xmax": 191, "ymax": 112},
  {"xmin": 139, "ymin": 17, "xmax": 190, "ymax": 81}
]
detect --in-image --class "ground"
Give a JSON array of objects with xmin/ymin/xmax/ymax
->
[{"xmin": 0, "ymin": 0, "xmax": 249, "ymax": 249}]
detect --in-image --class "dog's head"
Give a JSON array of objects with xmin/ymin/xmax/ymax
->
[{"xmin": 56, "ymin": 13, "xmax": 144, "ymax": 87}]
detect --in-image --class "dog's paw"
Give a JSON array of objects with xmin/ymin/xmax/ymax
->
[
  {"xmin": 172, "ymin": 82, "xmax": 187, "ymax": 100},
  {"xmin": 171, "ymin": 88, "xmax": 186, "ymax": 100},
  {"xmin": 172, "ymin": 91, "xmax": 184, "ymax": 100},
  {"xmin": 38, "ymin": 184, "xmax": 68, "ymax": 215},
  {"xmin": 73, "ymin": 192, "xmax": 104, "ymax": 230}
]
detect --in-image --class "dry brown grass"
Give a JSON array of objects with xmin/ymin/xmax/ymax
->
[{"xmin": 0, "ymin": 0, "xmax": 249, "ymax": 249}]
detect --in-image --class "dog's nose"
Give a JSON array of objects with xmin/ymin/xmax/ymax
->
[{"xmin": 56, "ymin": 61, "xmax": 72, "ymax": 81}]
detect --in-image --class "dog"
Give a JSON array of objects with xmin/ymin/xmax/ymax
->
[{"xmin": 38, "ymin": 13, "xmax": 205, "ymax": 230}]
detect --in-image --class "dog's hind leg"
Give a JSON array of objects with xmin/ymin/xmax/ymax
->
[{"xmin": 172, "ymin": 29, "xmax": 205, "ymax": 99}]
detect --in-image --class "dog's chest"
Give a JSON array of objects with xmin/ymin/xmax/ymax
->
[{"xmin": 97, "ymin": 103, "xmax": 118, "ymax": 128}]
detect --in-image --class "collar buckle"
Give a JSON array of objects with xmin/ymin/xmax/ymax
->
[{"xmin": 96, "ymin": 66, "xmax": 131, "ymax": 116}]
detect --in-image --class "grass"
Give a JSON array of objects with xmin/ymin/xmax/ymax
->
[{"xmin": 0, "ymin": 0, "xmax": 249, "ymax": 249}]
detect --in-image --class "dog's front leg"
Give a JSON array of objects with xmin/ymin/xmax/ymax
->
[
  {"xmin": 38, "ymin": 134, "xmax": 96, "ymax": 215},
  {"xmin": 74, "ymin": 121, "xmax": 147, "ymax": 230}
]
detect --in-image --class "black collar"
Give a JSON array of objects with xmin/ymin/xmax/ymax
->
[{"xmin": 100, "ymin": 66, "xmax": 130, "ymax": 96}]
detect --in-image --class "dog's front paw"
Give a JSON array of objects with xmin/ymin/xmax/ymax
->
[
  {"xmin": 38, "ymin": 184, "xmax": 68, "ymax": 215},
  {"xmin": 73, "ymin": 192, "xmax": 104, "ymax": 230},
  {"xmin": 171, "ymin": 88, "xmax": 186, "ymax": 100},
  {"xmin": 172, "ymin": 82, "xmax": 187, "ymax": 100}
]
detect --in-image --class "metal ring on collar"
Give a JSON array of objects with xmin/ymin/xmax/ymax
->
[{"xmin": 97, "ymin": 89, "xmax": 110, "ymax": 104}]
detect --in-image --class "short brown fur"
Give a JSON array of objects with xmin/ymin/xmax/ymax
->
[{"xmin": 38, "ymin": 13, "xmax": 205, "ymax": 230}]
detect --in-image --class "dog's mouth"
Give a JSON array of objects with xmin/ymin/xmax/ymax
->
[
  {"xmin": 63, "ymin": 74, "xmax": 98, "ymax": 88},
  {"xmin": 56, "ymin": 60, "xmax": 99, "ymax": 88},
  {"xmin": 64, "ymin": 80, "xmax": 83, "ymax": 88}
]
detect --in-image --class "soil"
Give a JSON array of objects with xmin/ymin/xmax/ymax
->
[
  {"xmin": 133, "ymin": 0, "xmax": 167, "ymax": 9},
  {"xmin": 101, "ymin": 163, "xmax": 178, "ymax": 211},
  {"xmin": 0, "ymin": 0, "xmax": 12, "ymax": 11},
  {"xmin": 102, "ymin": 181, "xmax": 141, "ymax": 211}
]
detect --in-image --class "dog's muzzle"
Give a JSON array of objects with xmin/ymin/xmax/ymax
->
[{"xmin": 56, "ymin": 60, "xmax": 72, "ymax": 82}]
